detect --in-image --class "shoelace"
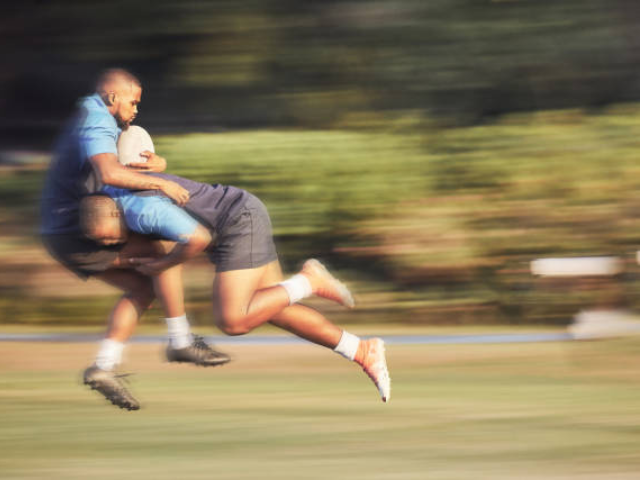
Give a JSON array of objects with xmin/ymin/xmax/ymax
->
[
  {"xmin": 111, "ymin": 374, "xmax": 138, "ymax": 406},
  {"xmin": 187, "ymin": 335, "xmax": 230, "ymax": 364},
  {"xmin": 192, "ymin": 335, "xmax": 227, "ymax": 358},
  {"xmin": 191, "ymin": 335, "xmax": 212, "ymax": 352}
]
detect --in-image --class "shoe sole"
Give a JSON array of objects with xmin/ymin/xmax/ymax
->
[{"xmin": 167, "ymin": 357, "xmax": 231, "ymax": 367}]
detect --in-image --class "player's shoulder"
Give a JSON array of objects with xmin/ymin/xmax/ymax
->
[{"xmin": 77, "ymin": 95, "xmax": 117, "ymax": 131}]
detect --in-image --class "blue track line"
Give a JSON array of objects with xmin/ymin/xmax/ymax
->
[{"xmin": 0, "ymin": 332, "xmax": 574, "ymax": 345}]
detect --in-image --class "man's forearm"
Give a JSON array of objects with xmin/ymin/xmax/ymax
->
[
  {"xmin": 143, "ymin": 240, "xmax": 206, "ymax": 275},
  {"xmin": 155, "ymin": 243, "xmax": 200, "ymax": 271},
  {"xmin": 135, "ymin": 225, "xmax": 212, "ymax": 276},
  {"xmin": 161, "ymin": 225, "xmax": 212, "ymax": 268},
  {"xmin": 90, "ymin": 152, "xmax": 167, "ymax": 191},
  {"xmin": 90, "ymin": 153, "xmax": 189, "ymax": 206},
  {"xmin": 102, "ymin": 165, "xmax": 168, "ymax": 191}
]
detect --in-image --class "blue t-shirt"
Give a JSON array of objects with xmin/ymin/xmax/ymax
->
[
  {"xmin": 41, "ymin": 94, "xmax": 120, "ymax": 235},
  {"xmin": 104, "ymin": 187, "xmax": 199, "ymax": 244}
]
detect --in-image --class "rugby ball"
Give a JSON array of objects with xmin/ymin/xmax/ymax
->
[{"xmin": 117, "ymin": 125, "xmax": 155, "ymax": 165}]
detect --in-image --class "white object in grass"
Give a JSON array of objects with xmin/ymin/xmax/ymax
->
[{"xmin": 531, "ymin": 257, "xmax": 622, "ymax": 277}]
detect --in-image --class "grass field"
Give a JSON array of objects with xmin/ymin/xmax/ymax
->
[{"xmin": 2, "ymin": 338, "xmax": 640, "ymax": 479}]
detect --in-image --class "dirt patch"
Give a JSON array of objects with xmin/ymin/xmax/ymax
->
[
  {"xmin": 0, "ymin": 342, "xmax": 362, "ymax": 373},
  {"xmin": 0, "ymin": 340, "xmax": 571, "ymax": 374}
]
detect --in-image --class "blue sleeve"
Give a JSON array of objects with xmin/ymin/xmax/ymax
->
[
  {"xmin": 102, "ymin": 185, "xmax": 127, "ymax": 198},
  {"xmin": 122, "ymin": 196, "xmax": 200, "ymax": 244},
  {"xmin": 79, "ymin": 113, "xmax": 118, "ymax": 159}
]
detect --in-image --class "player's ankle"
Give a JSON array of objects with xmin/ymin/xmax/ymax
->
[
  {"xmin": 165, "ymin": 314, "xmax": 192, "ymax": 349},
  {"xmin": 278, "ymin": 274, "xmax": 313, "ymax": 304},
  {"xmin": 95, "ymin": 338, "xmax": 124, "ymax": 371},
  {"xmin": 354, "ymin": 340, "xmax": 368, "ymax": 366},
  {"xmin": 333, "ymin": 330, "xmax": 361, "ymax": 362}
]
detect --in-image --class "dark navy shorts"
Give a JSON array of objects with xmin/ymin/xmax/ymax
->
[
  {"xmin": 208, "ymin": 194, "xmax": 278, "ymax": 272},
  {"xmin": 42, "ymin": 233, "xmax": 123, "ymax": 280}
]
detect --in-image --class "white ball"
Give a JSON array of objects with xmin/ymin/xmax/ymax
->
[{"xmin": 117, "ymin": 125, "xmax": 155, "ymax": 165}]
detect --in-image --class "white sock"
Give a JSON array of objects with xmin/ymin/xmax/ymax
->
[
  {"xmin": 166, "ymin": 314, "xmax": 192, "ymax": 349},
  {"xmin": 95, "ymin": 339, "xmax": 125, "ymax": 371},
  {"xmin": 278, "ymin": 274, "xmax": 313, "ymax": 305},
  {"xmin": 333, "ymin": 330, "xmax": 361, "ymax": 361}
]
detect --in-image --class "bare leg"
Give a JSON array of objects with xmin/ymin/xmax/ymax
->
[
  {"xmin": 115, "ymin": 235, "xmax": 188, "ymax": 323},
  {"xmin": 213, "ymin": 262, "xmax": 290, "ymax": 335},
  {"xmin": 94, "ymin": 269, "xmax": 155, "ymax": 342},
  {"xmin": 153, "ymin": 264, "xmax": 185, "ymax": 318},
  {"xmin": 83, "ymin": 268, "xmax": 153, "ymax": 410},
  {"xmin": 260, "ymin": 261, "xmax": 342, "ymax": 347},
  {"xmin": 93, "ymin": 234, "xmax": 174, "ymax": 342},
  {"xmin": 213, "ymin": 260, "xmax": 342, "ymax": 348},
  {"xmin": 270, "ymin": 305, "xmax": 343, "ymax": 348},
  {"xmin": 132, "ymin": 238, "xmax": 187, "ymax": 319},
  {"xmin": 213, "ymin": 259, "xmax": 391, "ymax": 402}
]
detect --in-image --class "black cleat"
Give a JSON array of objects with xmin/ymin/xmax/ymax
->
[
  {"xmin": 83, "ymin": 365, "xmax": 140, "ymax": 411},
  {"xmin": 166, "ymin": 335, "xmax": 231, "ymax": 367}
]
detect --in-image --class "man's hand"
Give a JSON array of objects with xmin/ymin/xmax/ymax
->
[
  {"xmin": 127, "ymin": 150, "xmax": 167, "ymax": 172},
  {"xmin": 161, "ymin": 180, "xmax": 190, "ymax": 206},
  {"xmin": 128, "ymin": 257, "xmax": 170, "ymax": 276}
]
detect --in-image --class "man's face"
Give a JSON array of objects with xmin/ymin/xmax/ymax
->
[{"xmin": 114, "ymin": 84, "xmax": 142, "ymax": 130}]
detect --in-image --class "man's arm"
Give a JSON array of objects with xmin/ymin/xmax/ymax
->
[
  {"xmin": 115, "ymin": 195, "xmax": 212, "ymax": 276},
  {"xmin": 126, "ymin": 150, "xmax": 167, "ymax": 172},
  {"xmin": 90, "ymin": 153, "xmax": 189, "ymax": 206},
  {"xmin": 128, "ymin": 225, "xmax": 212, "ymax": 276}
]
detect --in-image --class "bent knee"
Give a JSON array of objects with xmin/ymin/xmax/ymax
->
[
  {"xmin": 214, "ymin": 312, "xmax": 252, "ymax": 336},
  {"xmin": 128, "ymin": 284, "xmax": 155, "ymax": 311},
  {"xmin": 217, "ymin": 321, "xmax": 252, "ymax": 336}
]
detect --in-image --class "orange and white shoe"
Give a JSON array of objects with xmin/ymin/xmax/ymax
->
[
  {"xmin": 301, "ymin": 259, "xmax": 355, "ymax": 308},
  {"xmin": 358, "ymin": 338, "xmax": 391, "ymax": 402}
]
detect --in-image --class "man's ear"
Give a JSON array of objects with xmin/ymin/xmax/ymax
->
[{"xmin": 104, "ymin": 92, "xmax": 117, "ymax": 106}]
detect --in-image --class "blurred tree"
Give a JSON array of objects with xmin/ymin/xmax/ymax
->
[{"xmin": 1, "ymin": 0, "xmax": 638, "ymax": 141}]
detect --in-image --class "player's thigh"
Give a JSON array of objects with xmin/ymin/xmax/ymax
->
[
  {"xmin": 257, "ymin": 260, "xmax": 284, "ymax": 289},
  {"xmin": 212, "ymin": 261, "xmax": 278, "ymax": 318}
]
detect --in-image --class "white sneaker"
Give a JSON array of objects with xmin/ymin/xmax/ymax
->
[
  {"xmin": 301, "ymin": 259, "xmax": 355, "ymax": 308},
  {"xmin": 358, "ymin": 338, "xmax": 391, "ymax": 402}
]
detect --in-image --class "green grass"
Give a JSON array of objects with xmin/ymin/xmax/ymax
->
[{"xmin": 1, "ymin": 339, "xmax": 640, "ymax": 479}]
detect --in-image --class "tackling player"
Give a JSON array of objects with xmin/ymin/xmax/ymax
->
[{"xmin": 83, "ymin": 168, "xmax": 391, "ymax": 403}]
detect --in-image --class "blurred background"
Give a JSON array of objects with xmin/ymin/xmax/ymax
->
[{"xmin": 3, "ymin": 0, "xmax": 640, "ymax": 327}]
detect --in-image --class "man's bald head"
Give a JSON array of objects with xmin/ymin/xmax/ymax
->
[
  {"xmin": 96, "ymin": 68, "xmax": 140, "ymax": 97},
  {"xmin": 95, "ymin": 68, "xmax": 142, "ymax": 130},
  {"xmin": 80, "ymin": 195, "xmax": 129, "ymax": 245}
]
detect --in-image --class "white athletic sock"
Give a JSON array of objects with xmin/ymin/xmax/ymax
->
[
  {"xmin": 95, "ymin": 339, "xmax": 125, "ymax": 371},
  {"xmin": 166, "ymin": 314, "xmax": 192, "ymax": 349},
  {"xmin": 278, "ymin": 274, "xmax": 313, "ymax": 305},
  {"xmin": 333, "ymin": 330, "xmax": 361, "ymax": 361}
]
